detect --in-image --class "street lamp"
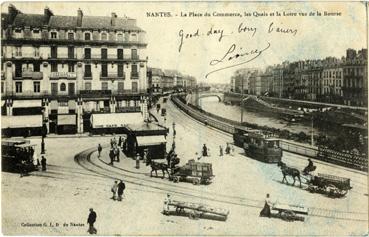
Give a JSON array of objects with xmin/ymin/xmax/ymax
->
[{"xmin": 41, "ymin": 108, "xmax": 46, "ymax": 154}]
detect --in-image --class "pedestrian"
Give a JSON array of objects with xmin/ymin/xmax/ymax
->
[
  {"xmin": 87, "ymin": 208, "xmax": 97, "ymax": 234},
  {"xmin": 135, "ymin": 153, "xmax": 140, "ymax": 169},
  {"xmin": 97, "ymin": 144, "xmax": 102, "ymax": 158},
  {"xmin": 163, "ymin": 193, "xmax": 171, "ymax": 215},
  {"xmin": 202, "ymin": 144, "xmax": 208, "ymax": 157},
  {"xmin": 41, "ymin": 156, "xmax": 47, "ymax": 171},
  {"xmin": 219, "ymin": 145, "xmax": 223, "ymax": 157},
  {"xmin": 111, "ymin": 180, "xmax": 118, "ymax": 200},
  {"xmin": 116, "ymin": 148, "xmax": 120, "ymax": 162},
  {"xmin": 118, "ymin": 136, "xmax": 122, "ymax": 147},
  {"xmin": 259, "ymin": 193, "xmax": 273, "ymax": 218},
  {"xmin": 117, "ymin": 180, "xmax": 126, "ymax": 201},
  {"xmin": 231, "ymin": 145, "xmax": 235, "ymax": 156},
  {"xmin": 109, "ymin": 149, "xmax": 114, "ymax": 165},
  {"xmin": 225, "ymin": 143, "xmax": 230, "ymax": 155}
]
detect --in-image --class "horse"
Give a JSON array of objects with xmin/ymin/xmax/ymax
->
[
  {"xmin": 277, "ymin": 161, "xmax": 302, "ymax": 188},
  {"xmin": 147, "ymin": 159, "xmax": 170, "ymax": 179}
]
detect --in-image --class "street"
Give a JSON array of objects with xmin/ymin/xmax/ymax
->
[{"xmin": 2, "ymin": 98, "xmax": 368, "ymax": 236}]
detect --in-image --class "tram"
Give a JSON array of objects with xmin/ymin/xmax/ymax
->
[
  {"xmin": 233, "ymin": 128, "xmax": 282, "ymax": 163},
  {"xmin": 2, "ymin": 139, "xmax": 37, "ymax": 172}
]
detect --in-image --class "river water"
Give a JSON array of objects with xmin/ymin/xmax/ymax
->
[{"xmin": 199, "ymin": 97, "xmax": 323, "ymax": 136}]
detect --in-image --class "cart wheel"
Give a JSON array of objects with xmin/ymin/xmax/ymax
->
[
  {"xmin": 192, "ymin": 178, "xmax": 200, "ymax": 185},
  {"xmin": 280, "ymin": 210, "xmax": 296, "ymax": 221},
  {"xmin": 173, "ymin": 176, "xmax": 179, "ymax": 183},
  {"xmin": 189, "ymin": 211, "xmax": 199, "ymax": 220}
]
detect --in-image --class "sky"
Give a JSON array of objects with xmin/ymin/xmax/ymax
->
[{"xmin": 2, "ymin": 1, "xmax": 367, "ymax": 84}]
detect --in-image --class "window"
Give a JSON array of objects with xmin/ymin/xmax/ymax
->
[
  {"xmin": 15, "ymin": 63, "xmax": 22, "ymax": 77},
  {"xmin": 15, "ymin": 29, "xmax": 22, "ymax": 33},
  {"xmin": 51, "ymin": 83, "xmax": 58, "ymax": 95},
  {"xmin": 85, "ymin": 32, "xmax": 91, "ymax": 40},
  {"xmin": 15, "ymin": 82, "xmax": 22, "ymax": 93},
  {"xmin": 85, "ymin": 64, "xmax": 92, "ymax": 77},
  {"xmin": 68, "ymin": 46, "xmax": 74, "ymax": 59},
  {"xmin": 101, "ymin": 82, "xmax": 108, "ymax": 90},
  {"xmin": 15, "ymin": 47, "xmax": 22, "ymax": 56},
  {"xmin": 51, "ymin": 32, "xmax": 57, "ymax": 39},
  {"xmin": 1, "ymin": 82, "xmax": 4, "ymax": 94},
  {"xmin": 60, "ymin": 83, "xmax": 66, "ymax": 91},
  {"xmin": 131, "ymin": 64, "xmax": 138, "ymax": 78},
  {"xmin": 51, "ymin": 63, "xmax": 58, "ymax": 72},
  {"xmin": 101, "ymin": 63, "xmax": 108, "ymax": 77},
  {"xmin": 85, "ymin": 82, "xmax": 92, "ymax": 90},
  {"xmin": 101, "ymin": 48, "xmax": 107, "ymax": 59},
  {"xmin": 51, "ymin": 46, "xmax": 57, "ymax": 58},
  {"xmin": 117, "ymin": 49, "xmax": 123, "ymax": 59},
  {"xmin": 33, "ymin": 63, "xmax": 40, "ymax": 72},
  {"xmin": 33, "ymin": 81, "xmax": 40, "ymax": 93},
  {"xmin": 118, "ymin": 82, "xmax": 124, "ymax": 93},
  {"xmin": 68, "ymin": 63, "xmax": 75, "ymax": 72},
  {"xmin": 34, "ymin": 47, "xmax": 40, "ymax": 57},
  {"xmin": 118, "ymin": 64, "xmax": 124, "ymax": 77},
  {"xmin": 117, "ymin": 33, "xmax": 123, "ymax": 41},
  {"xmin": 84, "ymin": 48, "xmax": 91, "ymax": 59},
  {"xmin": 131, "ymin": 33, "xmax": 137, "ymax": 41},
  {"xmin": 33, "ymin": 29, "xmax": 40, "ymax": 34},
  {"xmin": 68, "ymin": 32, "xmax": 74, "ymax": 40},
  {"xmin": 131, "ymin": 49, "xmax": 138, "ymax": 60},
  {"xmin": 101, "ymin": 32, "xmax": 107, "ymax": 41},
  {"xmin": 132, "ymin": 82, "xmax": 138, "ymax": 92}
]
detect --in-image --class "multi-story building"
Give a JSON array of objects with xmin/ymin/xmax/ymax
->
[
  {"xmin": 148, "ymin": 67, "xmax": 164, "ymax": 94},
  {"xmin": 322, "ymin": 57, "xmax": 343, "ymax": 104},
  {"xmin": 1, "ymin": 4, "xmax": 148, "ymax": 134},
  {"xmin": 342, "ymin": 48, "xmax": 368, "ymax": 106},
  {"xmin": 230, "ymin": 68, "xmax": 258, "ymax": 93}
]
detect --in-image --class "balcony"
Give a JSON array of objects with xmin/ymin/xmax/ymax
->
[
  {"xmin": 116, "ymin": 106, "xmax": 141, "ymax": 113},
  {"xmin": 100, "ymin": 73, "xmax": 125, "ymax": 80},
  {"xmin": 21, "ymin": 71, "xmax": 43, "ymax": 79},
  {"xmin": 50, "ymin": 72, "xmax": 77, "ymax": 79},
  {"xmin": 131, "ymin": 73, "xmax": 139, "ymax": 79}
]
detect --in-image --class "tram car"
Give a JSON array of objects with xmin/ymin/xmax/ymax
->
[
  {"xmin": 233, "ymin": 128, "xmax": 282, "ymax": 163},
  {"xmin": 2, "ymin": 139, "xmax": 37, "ymax": 173}
]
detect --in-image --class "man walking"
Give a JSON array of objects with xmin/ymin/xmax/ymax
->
[
  {"xmin": 109, "ymin": 149, "xmax": 114, "ymax": 165},
  {"xmin": 41, "ymin": 156, "xmax": 47, "ymax": 171},
  {"xmin": 97, "ymin": 144, "xmax": 102, "ymax": 158},
  {"xmin": 111, "ymin": 180, "xmax": 118, "ymax": 200},
  {"xmin": 87, "ymin": 208, "xmax": 97, "ymax": 234},
  {"xmin": 117, "ymin": 180, "xmax": 126, "ymax": 201},
  {"xmin": 219, "ymin": 145, "xmax": 223, "ymax": 157}
]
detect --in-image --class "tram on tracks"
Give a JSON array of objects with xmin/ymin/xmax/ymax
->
[
  {"xmin": 2, "ymin": 139, "xmax": 37, "ymax": 173},
  {"xmin": 233, "ymin": 127, "xmax": 282, "ymax": 163}
]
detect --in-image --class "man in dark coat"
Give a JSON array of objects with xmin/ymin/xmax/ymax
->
[
  {"xmin": 41, "ymin": 156, "xmax": 47, "ymax": 171},
  {"xmin": 109, "ymin": 149, "xmax": 114, "ymax": 165},
  {"xmin": 116, "ymin": 148, "xmax": 120, "ymax": 162},
  {"xmin": 87, "ymin": 208, "xmax": 97, "ymax": 234},
  {"xmin": 117, "ymin": 180, "xmax": 126, "ymax": 201},
  {"xmin": 202, "ymin": 144, "xmax": 208, "ymax": 157},
  {"xmin": 97, "ymin": 144, "xmax": 102, "ymax": 158}
]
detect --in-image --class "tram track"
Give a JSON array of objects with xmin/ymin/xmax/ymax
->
[
  {"xmin": 167, "ymin": 99, "xmax": 368, "ymax": 189},
  {"xmin": 74, "ymin": 146, "xmax": 368, "ymax": 222}
]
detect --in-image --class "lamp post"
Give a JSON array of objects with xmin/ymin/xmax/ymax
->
[{"xmin": 41, "ymin": 108, "xmax": 46, "ymax": 154}]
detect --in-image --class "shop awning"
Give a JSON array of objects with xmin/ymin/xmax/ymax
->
[
  {"xmin": 1, "ymin": 115, "xmax": 42, "ymax": 129},
  {"xmin": 91, "ymin": 112, "xmax": 143, "ymax": 128},
  {"xmin": 1, "ymin": 100, "xmax": 5, "ymax": 107},
  {"xmin": 57, "ymin": 114, "xmax": 76, "ymax": 126},
  {"xmin": 12, "ymin": 100, "xmax": 41, "ymax": 108},
  {"xmin": 136, "ymin": 135, "xmax": 166, "ymax": 146}
]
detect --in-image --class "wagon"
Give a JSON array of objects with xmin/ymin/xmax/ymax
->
[
  {"xmin": 168, "ymin": 200, "xmax": 229, "ymax": 221},
  {"xmin": 169, "ymin": 159, "xmax": 214, "ymax": 185},
  {"xmin": 307, "ymin": 173, "xmax": 351, "ymax": 197},
  {"xmin": 271, "ymin": 203, "xmax": 308, "ymax": 222}
]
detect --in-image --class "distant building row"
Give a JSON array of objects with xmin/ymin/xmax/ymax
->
[
  {"xmin": 147, "ymin": 68, "xmax": 197, "ymax": 94},
  {"xmin": 230, "ymin": 49, "xmax": 368, "ymax": 106}
]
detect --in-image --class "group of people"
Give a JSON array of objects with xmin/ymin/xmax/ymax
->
[
  {"xmin": 219, "ymin": 143, "xmax": 235, "ymax": 157},
  {"xmin": 111, "ymin": 180, "xmax": 126, "ymax": 201}
]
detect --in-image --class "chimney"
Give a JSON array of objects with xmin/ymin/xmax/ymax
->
[
  {"xmin": 8, "ymin": 4, "xmax": 20, "ymax": 23},
  {"xmin": 77, "ymin": 8, "xmax": 83, "ymax": 27},
  {"xmin": 111, "ymin": 12, "xmax": 117, "ymax": 26},
  {"xmin": 44, "ymin": 7, "xmax": 53, "ymax": 24}
]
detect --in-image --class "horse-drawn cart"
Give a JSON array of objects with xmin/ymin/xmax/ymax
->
[
  {"xmin": 271, "ymin": 204, "xmax": 308, "ymax": 222},
  {"xmin": 169, "ymin": 159, "xmax": 214, "ymax": 185},
  {"xmin": 307, "ymin": 173, "xmax": 351, "ymax": 197},
  {"xmin": 168, "ymin": 200, "xmax": 229, "ymax": 221}
]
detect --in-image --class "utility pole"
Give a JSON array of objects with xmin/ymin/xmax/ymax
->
[
  {"xmin": 311, "ymin": 114, "xmax": 314, "ymax": 146},
  {"xmin": 240, "ymin": 74, "xmax": 244, "ymax": 124}
]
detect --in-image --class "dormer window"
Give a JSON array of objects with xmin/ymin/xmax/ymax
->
[
  {"xmin": 117, "ymin": 33, "xmax": 123, "ymax": 41},
  {"xmin": 33, "ymin": 29, "xmax": 40, "ymax": 34},
  {"xmin": 14, "ymin": 28, "xmax": 22, "ymax": 33},
  {"xmin": 51, "ymin": 32, "xmax": 57, "ymax": 39},
  {"xmin": 101, "ymin": 32, "xmax": 107, "ymax": 41},
  {"xmin": 68, "ymin": 32, "xmax": 74, "ymax": 40},
  {"xmin": 85, "ymin": 32, "xmax": 91, "ymax": 40}
]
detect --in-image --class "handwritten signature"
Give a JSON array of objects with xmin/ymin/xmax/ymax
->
[{"xmin": 205, "ymin": 42, "xmax": 271, "ymax": 78}]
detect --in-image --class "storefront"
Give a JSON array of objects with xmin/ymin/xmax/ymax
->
[
  {"xmin": 1, "ymin": 115, "xmax": 42, "ymax": 137},
  {"xmin": 90, "ymin": 112, "xmax": 143, "ymax": 134},
  {"xmin": 57, "ymin": 114, "xmax": 77, "ymax": 134},
  {"xmin": 12, "ymin": 100, "xmax": 43, "ymax": 115}
]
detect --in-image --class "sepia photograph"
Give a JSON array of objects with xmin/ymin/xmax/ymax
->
[{"xmin": 0, "ymin": 1, "xmax": 368, "ymax": 236}]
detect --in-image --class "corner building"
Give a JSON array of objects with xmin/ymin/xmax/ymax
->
[{"xmin": 1, "ymin": 5, "xmax": 148, "ymax": 134}]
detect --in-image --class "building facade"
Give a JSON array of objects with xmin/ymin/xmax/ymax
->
[{"xmin": 1, "ymin": 5, "xmax": 148, "ymax": 134}]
